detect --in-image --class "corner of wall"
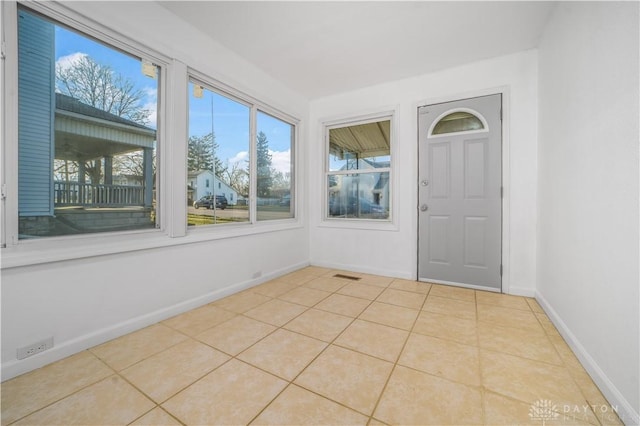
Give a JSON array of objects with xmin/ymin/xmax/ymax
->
[{"xmin": 536, "ymin": 292, "xmax": 640, "ymax": 425}]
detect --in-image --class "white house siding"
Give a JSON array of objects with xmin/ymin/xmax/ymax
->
[
  {"xmin": 330, "ymin": 159, "xmax": 390, "ymax": 212},
  {"xmin": 189, "ymin": 171, "xmax": 238, "ymax": 205}
]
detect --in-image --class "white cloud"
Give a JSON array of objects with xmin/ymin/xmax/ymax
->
[
  {"xmin": 143, "ymin": 87, "xmax": 158, "ymax": 98},
  {"xmin": 55, "ymin": 52, "xmax": 87, "ymax": 71},
  {"xmin": 270, "ymin": 149, "xmax": 291, "ymax": 174},
  {"xmin": 227, "ymin": 149, "xmax": 290, "ymax": 174},
  {"xmin": 141, "ymin": 86, "xmax": 158, "ymax": 128},
  {"xmin": 229, "ymin": 151, "xmax": 249, "ymax": 165},
  {"xmin": 142, "ymin": 101, "xmax": 157, "ymax": 128}
]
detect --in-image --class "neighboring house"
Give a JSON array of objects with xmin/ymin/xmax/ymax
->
[
  {"xmin": 329, "ymin": 158, "xmax": 390, "ymax": 212},
  {"xmin": 16, "ymin": 11, "xmax": 157, "ymax": 237},
  {"xmin": 187, "ymin": 170, "xmax": 238, "ymax": 205},
  {"xmin": 51, "ymin": 93, "xmax": 156, "ymax": 209}
]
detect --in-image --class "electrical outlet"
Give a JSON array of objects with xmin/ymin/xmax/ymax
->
[{"xmin": 17, "ymin": 337, "xmax": 54, "ymax": 360}]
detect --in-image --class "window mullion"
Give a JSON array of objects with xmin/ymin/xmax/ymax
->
[
  {"xmin": 2, "ymin": 1, "xmax": 19, "ymax": 247},
  {"xmin": 327, "ymin": 168, "xmax": 391, "ymax": 176},
  {"xmin": 166, "ymin": 59, "xmax": 188, "ymax": 238},
  {"xmin": 249, "ymin": 105, "xmax": 258, "ymax": 224}
]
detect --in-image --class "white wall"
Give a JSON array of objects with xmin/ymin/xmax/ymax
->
[
  {"xmin": 1, "ymin": 1, "xmax": 309, "ymax": 380},
  {"xmin": 537, "ymin": 2, "xmax": 639, "ymax": 423},
  {"xmin": 308, "ymin": 50, "xmax": 539, "ymax": 296}
]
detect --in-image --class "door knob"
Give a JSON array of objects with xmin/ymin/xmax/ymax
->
[{"xmin": 420, "ymin": 204, "xmax": 428, "ymax": 212}]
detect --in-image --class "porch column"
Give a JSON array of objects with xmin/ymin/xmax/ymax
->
[
  {"xmin": 78, "ymin": 161, "xmax": 85, "ymax": 204},
  {"xmin": 143, "ymin": 148, "xmax": 153, "ymax": 207},
  {"xmin": 104, "ymin": 155, "xmax": 113, "ymax": 185}
]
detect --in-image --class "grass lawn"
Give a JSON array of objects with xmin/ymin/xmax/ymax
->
[{"xmin": 187, "ymin": 214, "xmax": 245, "ymax": 226}]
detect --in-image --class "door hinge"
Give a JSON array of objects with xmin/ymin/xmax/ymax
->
[
  {"xmin": 499, "ymin": 107, "xmax": 503, "ymax": 121},
  {"xmin": 500, "ymin": 264, "xmax": 503, "ymax": 277},
  {"xmin": 500, "ymin": 186, "xmax": 504, "ymax": 198},
  {"xmin": 1, "ymin": 184, "xmax": 6, "ymax": 201}
]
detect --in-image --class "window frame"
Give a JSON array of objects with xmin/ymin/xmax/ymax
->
[
  {"xmin": 321, "ymin": 109, "xmax": 398, "ymax": 230},
  {"xmin": 0, "ymin": 2, "xmax": 302, "ymax": 268},
  {"xmin": 187, "ymin": 70, "xmax": 299, "ymax": 232},
  {"xmin": 3, "ymin": 2, "xmax": 169, "ymax": 246},
  {"xmin": 427, "ymin": 107, "xmax": 489, "ymax": 138},
  {"xmin": 255, "ymin": 109, "xmax": 296, "ymax": 222}
]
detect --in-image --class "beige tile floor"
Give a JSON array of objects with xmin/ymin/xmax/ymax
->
[{"xmin": 1, "ymin": 267, "xmax": 623, "ymax": 425}]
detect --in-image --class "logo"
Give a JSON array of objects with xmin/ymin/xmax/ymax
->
[{"xmin": 529, "ymin": 399, "xmax": 560, "ymax": 425}]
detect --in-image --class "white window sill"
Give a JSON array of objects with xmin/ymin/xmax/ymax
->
[
  {"xmin": 318, "ymin": 217, "xmax": 399, "ymax": 232},
  {"xmin": 1, "ymin": 219, "xmax": 303, "ymax": 269}
]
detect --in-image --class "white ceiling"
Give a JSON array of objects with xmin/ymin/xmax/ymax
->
[{"xmin": 158, "ymin": 1, "xmax": 556, "ymax": 100}]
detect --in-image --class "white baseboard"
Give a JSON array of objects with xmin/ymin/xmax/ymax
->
[
  {"xmin": 535, "ymin": 292, "xmax": 640, "ymax": 426},
  {"xmin": 507, "ymin": 286, "xmax": 536, "ymax": 298},
  {"xmin": 309, "ymin": 260, "xmax": 413, "ymax": 280},
  {"xmin": 1, "ymin": 261, "xmax": 308, "ymax": 382}
]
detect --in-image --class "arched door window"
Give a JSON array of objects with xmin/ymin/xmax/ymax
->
[{"xmin": 428, "ymin": 109, "xmax": 488, "ymax": 137}]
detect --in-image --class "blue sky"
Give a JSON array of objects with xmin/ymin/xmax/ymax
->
[
  {"xmin": 188, "ymin": 85, "xmax": 292, "ymax": 173},
  {"xmin": 54, "ymin": 19, "xmax": 292, "ymax": 174}
]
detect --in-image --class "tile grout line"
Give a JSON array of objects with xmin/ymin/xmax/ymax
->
[
  {"xmin": 530, "ymin": 307, "xmax": 610, "ymax": 425},
  {"xmin": 156, "ymin": 270, "xmax": 333, "ymax": 425},
  {"xmin": 366, "ymin": 281, "xmax": 434, "ymax": 424},
  {"xmin": 5, "ymin": 269, "xmax": 614, "ymax": 426},
  {"xmin": 244, "ymin": 275, "xmax": 431, "ymax": 424},
  {"xmin": 474, "ymin": 289, "xmax": 489, "ymax": 426},
  {"xmin": 4, "ymin": 350, "xmax": 122, "ymax": 426},
  {"xmin": 125, "ymin": 274, "xmax": 319, "ymax": 424},
  {"xmin": 1, "ymin": 268, "xmax": 319, "ymax": 425},
  {"xmin": 244, "ymin": 274, "xmax": 383, "ymax": 424},
  {"xmin": 477, "ymin": 292, "xmax": 607, "ymax": 425}
]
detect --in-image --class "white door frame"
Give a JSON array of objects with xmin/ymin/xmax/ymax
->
[{"xmin": 414, "ymin": 86, "xmax": 511, "ymax": 294}]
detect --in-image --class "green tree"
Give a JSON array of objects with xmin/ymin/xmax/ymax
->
[
  {"xmin": 256, "ymin": 131, "xmax": 273, "ymax": 197},
  {"xmin": 188, "ymin": 133, "xmax": 225, "ymax": 178}
]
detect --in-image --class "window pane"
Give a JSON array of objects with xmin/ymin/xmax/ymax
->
[
  {"xmin": 188, "ymin": 83, "xmax": 250, "ymax": 226},
  {"xmin": 328, "ymin": 120, "xmax": 390, "ymax": 171},
  {"xmin": 18, "ymin": 8, "xmax": 159, "ymax": 238},
  {"xmin": 328, "ymin": 172, "xmax": 389, "ymax": 219},
  {"xmin": 256, "ymin": 111, "xmax": 294, "ymax": 221},
  {"xmin": 432, "ymin": 111, "xmax": 484, "ymax": 135}
]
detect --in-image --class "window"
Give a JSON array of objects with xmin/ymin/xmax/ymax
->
[
  {"xmin": 431, "ymin": 110, "xmax": 485, "ymax": 135},
  {"xmin": 16, "ymin": 7, "xmax": 159, "ymax": 239},
  {"xmin": 188, "ymin": 82, "xmax": 250, "ymax": 226},
  {"xmin": 326, "ymin": 116, "xmax": 392, "ymax": 220},
  {"xmin": 257, "ymin": 111, "xmax": 294, "ymax": 221},
  {"xmin": 188, "ymin": 80, "xmax": 296, "ymax": 227},
  {"xmin": 3, "ymin": 3, "xmax": 300, "ymax": 258}
]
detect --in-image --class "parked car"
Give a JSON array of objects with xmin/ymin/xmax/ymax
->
[
  {"xmin": 193, "ymin": 195, "xmax": 228, "ymax": 210},
  {"xmin": 329, "ymin": 196, "xmax": 385, "ymax": 216}
]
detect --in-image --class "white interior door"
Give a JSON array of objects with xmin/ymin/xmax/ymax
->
[{"xmin": 418, "ymin": 94, "xmax": 502, "ymax": 291}]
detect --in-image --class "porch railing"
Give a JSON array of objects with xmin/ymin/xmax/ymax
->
[{"xmin": 54, "ymin": 181, "xmax": 145, "ymax": 207}]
